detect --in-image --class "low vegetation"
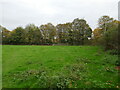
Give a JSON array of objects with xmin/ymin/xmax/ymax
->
[{"xmin": 2, "ymin": 45, "xmax": 119, "ymax": 88}]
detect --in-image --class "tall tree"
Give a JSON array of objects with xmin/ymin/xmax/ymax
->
[
  {"xmin": 92, "ymin": 28, "xmax": 104, "ymax": 45},
  {"xmin": 72, "ymin": 18, "xmax": 92, "ymax": 45},
  {"xmin": 56, "ymin": 23, "xmax": 72, "ymax": 44},
  {"xmin": 102, "ymin": 20, "xmax": 120, "ymax": 50},
  {"xmin": 95, "ymin": 15, "xmax": 119, "ymax": 50},
  {"xmin": 98, "ymin": 15, "xmax": 113, "ymax": 32},
  {"xmin": 40, "ymin": 23, "xmax": 56, "ymax": 44},
  {"xmin": 33, "ymin": 27, "xmax": 43, "ymax": 45},
  {"xmin": 25, "ymin": 24, "xmax": 43, "ymax": 45},
  {"xmin": 9, "ymin": 27, "xmax": 26, "ymax": 45},
  {"xmin": 1, "ymin": 26, "xmax": 10, "ymax": 44}
]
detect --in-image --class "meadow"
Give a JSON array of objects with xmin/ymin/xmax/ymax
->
[{"xmin": 2, "ymin": 45, "xmax": 119, "ymax": 88}]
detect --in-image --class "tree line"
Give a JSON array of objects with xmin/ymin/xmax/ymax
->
[{"xmin": 1, "ymin": 15, "xmax": 120, "ymax": 50}]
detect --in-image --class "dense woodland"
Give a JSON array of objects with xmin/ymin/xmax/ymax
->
[{"xmin": 1, "ymin": 15, "xmax": 120, "ymax": 50}]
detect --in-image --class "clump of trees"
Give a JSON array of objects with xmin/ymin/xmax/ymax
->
[
  {"xmin": 1, "ymin": 15, "xmax": 119, "ymax": 51},
  {"xmin": 92, "ymin": 16, "xmax": 120, "ymax": 51},
  {"xmin": 1, "ymin": 18, "xmax": 92, "ymax": 45}
]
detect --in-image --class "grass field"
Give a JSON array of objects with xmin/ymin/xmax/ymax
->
[{"xmin": 2, "ymin": 45, "xmax": 119, "ymax": 88}]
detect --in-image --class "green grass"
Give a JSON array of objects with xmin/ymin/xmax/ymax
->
[{"xmin": 2, "ymin": 45, "xmax": 119, "ymax": 88}]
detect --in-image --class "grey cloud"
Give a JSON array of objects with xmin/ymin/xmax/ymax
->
[{"xmin": 0, "ymin": 0, "xmax": 119, "ymax": 30}]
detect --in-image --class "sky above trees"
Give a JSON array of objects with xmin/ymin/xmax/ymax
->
[{"xmin": 0, "ymin": 0, "xmax": 119, "ymax": 30}]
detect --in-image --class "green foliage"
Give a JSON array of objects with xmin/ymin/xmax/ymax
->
[
  {"xmin": 40, "ymin": 23, "xmax": 57, "ymax": 44},
  {"xmin": 75, "ymin": 57, "xmax": 91, "ymax": 63},
  {"xmin": 101, "ymin": 55, "xmax": 118, "ymax": 65},
  {"xmin": 25, "ymin": 24, "xmax": 43, "ymax": 45},
  {"xmin": 1, "ymin": 26, "xmax": 10, "ymax": 44},
  {"xmin": 9, "ymin": 27, "xmax": 26, "ymax": 45},
  {"xmin": 3, "ymin": 59, "xmax": 87, "ymax": 88},
  {"xmin": 72, "ymin": 18, "xmax": 92, "ymax": 45},
  {"xmin": 1, "ymin": 18, "xmax": 92, "ymax": 45},
  {"xmin": 93, "ymin": 16, "xmax": 119, "ymax": 51},
  {"xmin": 98, "ymin": 15, "xmax": 114, "ymax": 30}
]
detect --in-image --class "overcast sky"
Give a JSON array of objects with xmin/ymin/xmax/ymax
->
[{"xmin": 0, "ymin": 0, "xmax": 119, "ymax": 30}]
